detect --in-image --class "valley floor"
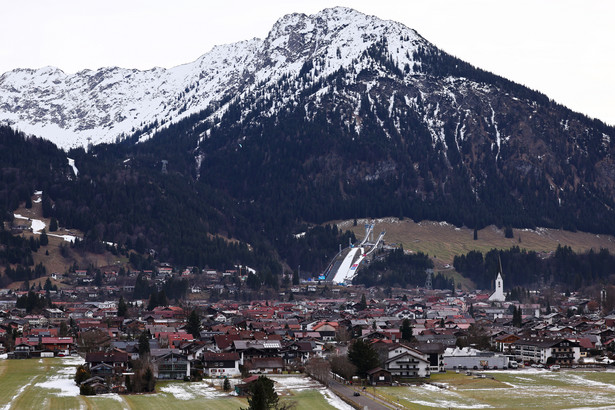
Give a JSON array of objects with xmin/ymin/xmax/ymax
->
[{"xmin": 0, "ymin": 357, "xmax": 348, "ymax": 410}]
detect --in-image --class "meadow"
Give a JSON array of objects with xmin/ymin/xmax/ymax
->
[
  {"xmin": 0, "ymin": 357, "xmax": 350, "ymax": 410},
  {"xmin": 376, "ymin": 368, "xmax": 615, "ymax": 409}
]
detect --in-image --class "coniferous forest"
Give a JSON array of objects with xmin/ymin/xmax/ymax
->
[{"xmin": 2, "ymin": 31, "xmax": 615, "ymax": 290}]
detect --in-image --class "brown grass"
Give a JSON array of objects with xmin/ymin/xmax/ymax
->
[
  {"xmin": 4, "ymin": 194, "xmax": 127, "ymax": 289},
  {"xmin": 334, "ymin": 217, "xmax": 615, "ymax": 266}
]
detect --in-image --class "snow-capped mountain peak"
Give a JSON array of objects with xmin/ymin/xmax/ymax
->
[{"xmin": 0, "ymin": 7, "xmax": 427, "ymax": 149}]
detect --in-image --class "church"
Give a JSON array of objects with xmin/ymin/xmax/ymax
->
[{"xmin": 488, "ymin": 272, "xmax": 505, "ymax": 302}]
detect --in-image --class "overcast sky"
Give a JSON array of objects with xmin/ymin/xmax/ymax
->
[{"xmin": 1, "ymin": 0, "xmax": 613, "ymax": 125}]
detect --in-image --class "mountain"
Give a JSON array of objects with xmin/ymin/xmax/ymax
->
[
  {"xmin": 2, "ymin": 7, "xmax": 615, "ymax": 281},
  {"xmin": 0, "ymin": 7, "xmax": 429, "ymax": 149}
]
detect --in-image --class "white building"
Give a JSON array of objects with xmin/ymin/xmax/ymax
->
[
  {"xmin": 384, "ymin": 344, "xmax": 431, "ymax": 378},
  {"xmin": 443, "ymin": 347, "xmax": 509, "ymax": 370},
  {"xmin": 488, "ymin": 272, "xmax": 506, "ymax": 302}
]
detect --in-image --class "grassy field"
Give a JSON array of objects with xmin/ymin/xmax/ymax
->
[
  {"xmin": 337, "ymin": 217, "xmax": 615, "ymax": 266},
  {"xmin": 374, "ymin": 369, "xmax": 615, "ymax": 409},
  {"xmin": 0, "ymin": 357, "xmax": 348, "ymax": 410}
]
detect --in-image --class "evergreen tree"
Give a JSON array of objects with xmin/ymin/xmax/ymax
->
[
  {"xmin": 117, "ymin": 296, "xmax": 127, "ymax": 317},
  {"xmin": 292, "ymin": 270, "xmax": 299, "ymax": 285},
  {"xmin": 186, "ymin": 310, "xmax": 201, "ymax": 338},
  {"xmin": 512, "ymin": 306, "xmax": 523, "ymax": 327},
  {"xmin": 223, "ymin": 377, "xmax": 231, "ymax": 392},
  {"xmin": 504, "ymin": 226, "xmax": 514, "ymax": 238},
  {"xmin": 49, "ymin": 217, "xmax": 58, "ymax": 232},
  {"xmin": 138, "ymin": 331, "xmax": 150, "ymax": 356},
  {"xmin": 347, "ymin": 339, "xmax": 380, "ymax": 378},
  {"xmin": 40, "ymin": 229, "xmax": 48, "ymax": 246},
  {"xmin": 400, "ymin": 319, "xmax": 414, "ymax": 342},
  {"xmin": 242, "ymin": 376, "xmax": 278, "ymax": 410},
  {"xmin": 94, "ymin": 270, "xmax": 103, "ymax": 287},
  {"xmin": 357, "ymin": 294, "xmax": 367, "ymax": 311},
  {"xmin": 74, "ymin": 365, "xmax": 91, "ymax": 384}
]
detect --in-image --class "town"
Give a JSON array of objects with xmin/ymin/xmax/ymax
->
[{"xmin": 1, "ymin": 254, "xmax": 614, "ymax": 406}]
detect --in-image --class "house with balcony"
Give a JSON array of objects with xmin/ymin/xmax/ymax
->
[
  {"xmin": 510, "ymin": 337, "xmax": 581, "ymax": 365},
  {"xmin": 153, "ymin": 352, "xmax": 190, "ymax": 380},
  {"xmin": 384, "ymin": 344, "xmax": 430, "ymax": 378},
  {"xmin": 203, "ymin": 352, "xmax": 241, "ymax": 377}
]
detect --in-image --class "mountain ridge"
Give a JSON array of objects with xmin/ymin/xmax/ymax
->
[{"xmin": 0, "ymin": 7, "xmax": 429, "ymax": 149}]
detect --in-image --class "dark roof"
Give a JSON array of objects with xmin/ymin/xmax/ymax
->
[
  {"xmin": 85, "ymin": 351, "xmax": 128, "ymax": 363},
  {"xmin": 203, "ymin": 352, "xmax": 240, "ymax": 361},
  {"xmin": 246, "ymin": 357, "xmax": 284, "ymax": 368},
  {"xmin": 366, "ymin": 367, "xmax": 390, "ymax": 375}
]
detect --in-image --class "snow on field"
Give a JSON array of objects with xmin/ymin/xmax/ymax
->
[
  {"xmin": 30, "ymin": 219, "xmax": 45, "ymax": 234},
  {"xmin": 1, "ymin": 377, "xmax": 35, "ymax": 410},
  {"xmin": 564, "ymin": 373, "xmax": 615, "ymax": 390},
  {"xmin": 269, "ymin": 376, "xmax": 324, "ymax": 392},
  {"xmin": 35, "ymin": 357, "xmax": 84, "ymax": 397},
  {"xmin": 402, "ymin": 384, "xmax": 494, "ymax": 409},
  {"xmin": 62, "ymin": 356, "xmax": 85, "ymax": 366},
  {"xmin": 12, "ymin": 214, "xmax": 46, "ymax": 234},
  {"xmin": 268, "ymin": 376, "xmax": 353, "ymax": 409},
  {"xmin": 319, "ymin": 389, "xmax": 354, "ymax": 410},
  {"xmin": 48, "ymin": 233, "xmax": 78, "ymax": 243},
  {"xmin": 159, "ymin": 381, "xmax": 226, "ymax": 400},
  {"xmin": 35, "ymin": 377, "xmax": 80, "ymax": 397}
]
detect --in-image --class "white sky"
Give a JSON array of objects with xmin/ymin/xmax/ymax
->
[{"xmin": 1, "ymin": 0, "xmax": 613, "ymax": 125}]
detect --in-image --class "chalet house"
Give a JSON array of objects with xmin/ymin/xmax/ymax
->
[
  {"xmin": 85, "ymin": 350, "xmax": 130, "ymax": 374},
  {"xmin": 232, "ymin": 340, "xmax": 282, "ymax": 362},
  {"xmin": 494, "ymin": 333, "xmax": 521, "ymax": 354},
  {"xmin": 41, "ymin": 337, "xmax": 74, "ymax": 354},
  {"xmin": 385, "ymin": 344, "xmax": 430, "ymax": 378},
  {"xmin": 80, "ymin": 376, "xmax": 109, "ymax": 395},
  {"xmin": 281, "ymin": 341, "xmax": 318, "ymax": 365},
  {"xmin": 244, "ymin": 357, "xmax": 285, "ymax": 374},
  {"xmin": 415, "ymin": 342, "xmax": 446, "ymax": 373},
  {"xmin": 203, "ymin": 352, "xmax": 241, "ymax": 377},
  {"xmin": 11, "ymin": 342, "xmax": 34, "ymax": 359},
  {"xmin": 153, "ymin": 352, "xmax": 190, "ymax": 380},
  {"xmin": 90, "ymin": 363, "xmax": 115, "ymax": 378},
  {"xmin": 367, "ymin": 367, "xmax": 393, "ymax": 385}
]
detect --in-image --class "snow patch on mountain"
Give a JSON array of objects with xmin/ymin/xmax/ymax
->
[{"xmin": 0, "ymin": 7, "xmax": 426, "ymax": 150}]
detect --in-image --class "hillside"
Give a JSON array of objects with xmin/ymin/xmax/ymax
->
[
  {"xmin": 1, "ymin": 8, "xmax": 615, "ymax": 286},
  {"xmin": 337, "ymin": 217, "xmax": 615, "ymax": 266}
]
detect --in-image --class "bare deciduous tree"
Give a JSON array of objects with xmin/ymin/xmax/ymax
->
[{"xmin": 305, "ymin": 357, "xmax": 331, "ymax": 386}]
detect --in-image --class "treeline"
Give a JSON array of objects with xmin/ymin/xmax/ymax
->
[
  {"xmin": 277, "ymin": 224, "xmax": 356, "ymax": 275},
  {"xmin": 0, "ymin": 126, "xmax": 70, "ymax": 222},
  {"xmin": 453, "ymin": 245, "xmax": 615, "ymax": 289},
  {"xmin": 353, "ymin": 248, "xmax": 447, "ymax": 289}
]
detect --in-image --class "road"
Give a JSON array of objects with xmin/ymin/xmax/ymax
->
[{"xmin": 328, "ymin": 379, "xmax": 401, "ymax": 410}]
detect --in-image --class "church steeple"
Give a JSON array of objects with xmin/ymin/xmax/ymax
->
[{"xmin": 488, "ymin": 256, "xmax": 505, "ymax": 302}]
